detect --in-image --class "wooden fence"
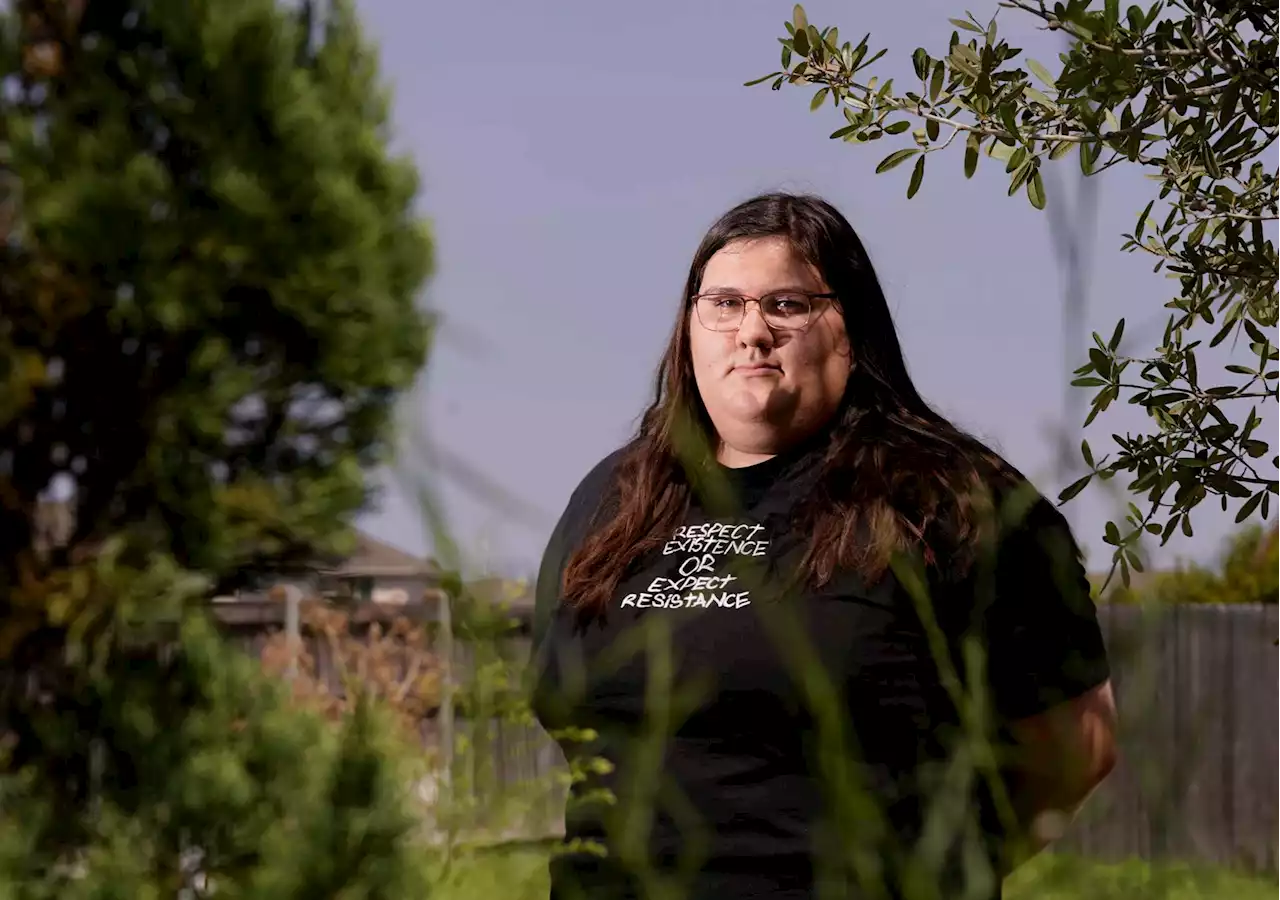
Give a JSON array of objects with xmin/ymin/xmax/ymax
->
[
  {"xmin": 1057, "ymin": 603, "xmax": 1277, "ymax": 871},
  {"xmin": 214, "ymin": 597, "xmax": 562, "ymax": 842},
  {"xmin": 218, "ymin": 600, "xmax": 1278, "ymax": 871},
  {"xmin": 443, "ymin": 604, "xmax": 1279, "ymax": 871}
]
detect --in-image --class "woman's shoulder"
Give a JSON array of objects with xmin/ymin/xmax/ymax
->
[
  {"xmin": 556, "ymin": 443, "xmax": 635, "ymax": 530},
  {"xmin": 982, "ymin": 465, "xmax": 1070, "ymax": 535},
  {"xmin": 949, "ymin": 448, "xmax": 1079, "ymax": 556},
  {"xmin": 572, "ymin": 444, "xmax": 632, "ymax": 501}
]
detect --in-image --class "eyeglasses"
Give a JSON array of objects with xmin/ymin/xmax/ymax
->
[{"xmin": 690, "ymin": 291, "xmax": 837, "ymax": 332}]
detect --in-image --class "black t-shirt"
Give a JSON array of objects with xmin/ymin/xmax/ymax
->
[{"xmin": 530, "ymin": 442, "xmax": 1110, "ymax": 900}]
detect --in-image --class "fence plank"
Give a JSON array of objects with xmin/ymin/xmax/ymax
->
[{"xmin": 1228, "ymin": 604, "xmax": 1278, "ymax": 870}]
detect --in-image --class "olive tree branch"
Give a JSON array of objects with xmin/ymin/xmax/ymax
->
[
  {"xmin": 838, "ymin": 79, "xmax": 1172, "ymax": 147},
  {"xmin": 1000, "ymin": 0, "xmax": 1200, "ymax": 58}
]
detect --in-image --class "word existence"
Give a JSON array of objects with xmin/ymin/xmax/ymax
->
[{"xmin": 620, "ymin": 521, "xmax": 769, "ymax": 611}]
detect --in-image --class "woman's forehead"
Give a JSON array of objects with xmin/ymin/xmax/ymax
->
[{"xmin": 700, "ymin": 237, "xmax": 826, "ymax": 291}]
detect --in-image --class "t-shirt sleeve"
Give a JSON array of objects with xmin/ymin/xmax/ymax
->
[
  {"xmin": 532, "ymin": 500, "xmax": 574, "ymax": 654},
  {"xmin": 981, "ymin": 493, "xmax": 1111, "ymax": 722},
  {"xmin": 530, "ymin": 447, "xmax": 628, "ymax": 656}
]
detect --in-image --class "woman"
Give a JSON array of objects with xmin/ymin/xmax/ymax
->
[{"xmin": 531, "ymin": 193, "xmax": 1116, "ymax": 900}]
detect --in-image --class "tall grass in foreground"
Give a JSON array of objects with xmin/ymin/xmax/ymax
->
[{"xmin": 420, "ymin": 846, "xmax": 1277, "ymax": 900}]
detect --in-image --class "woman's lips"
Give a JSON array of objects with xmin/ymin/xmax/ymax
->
[{"xmin": 734, "ymin": 363, "xmax": 782, "ymax": 376}]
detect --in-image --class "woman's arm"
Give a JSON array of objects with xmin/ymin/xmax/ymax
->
[
  {"xmin": 1006, "ymin": 679, "xmax": 1118, "ymax": 857},
  {"xmin": 976, "ymin": 489, "xmax": 1118, "ymax": 874}
]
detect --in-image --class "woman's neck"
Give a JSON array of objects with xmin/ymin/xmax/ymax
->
[
  {"xmin": 716, "ymin": 444, "xmax": 778, "ymax": 469},
  {"xmin": 715, "ymin": 418, "xmax": 836, "ymax": 470}
]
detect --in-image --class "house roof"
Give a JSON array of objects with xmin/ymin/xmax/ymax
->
[
  {"xmin": 35, "ymin": 500, "xmax": 434, "ymax": 579},
  {"xmin": 321, "ymin": 532, "xmax": 438, "ymax": 578}
]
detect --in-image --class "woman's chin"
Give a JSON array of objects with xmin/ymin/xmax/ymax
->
[
  {"xmin": 721, "ymin": 396, "xmax": 773, "ymax": 426},
  {"xmin": 712, "ymin": 401, "xmax": 799, "ymax": 451},
  {"xmin": 727, "ymin": 384, "xmax": 797, "ymax": 421}
]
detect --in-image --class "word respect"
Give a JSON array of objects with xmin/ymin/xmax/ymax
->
[{"xmin": 661, "ymin": 522, "xmax": 769, "ymax": 557}]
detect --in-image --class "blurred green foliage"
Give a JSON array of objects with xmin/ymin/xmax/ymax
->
[
  {"xmin": 0, "ymin": 1, "xmax": 436, "ymax": 895},
  {"xmin": 1100, "ymin": 523, "xmax": 1277, "ymax": 604},
  {"xmin": 0, "ymin": 613, "xmax": 433, "ymax": 899},
  {"xmin": 1, "ymin": 0, "xmax": 431, "ymax": 635}
]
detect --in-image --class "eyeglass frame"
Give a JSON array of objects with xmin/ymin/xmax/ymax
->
[{"xmin": 689, "ymin": 290, "xmax": 840, "ymax": 332}]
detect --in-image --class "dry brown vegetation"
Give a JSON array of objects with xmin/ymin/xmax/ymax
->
[{"xmin": 257, "ymin": 596, "xmax": 444, "ymax": 745}]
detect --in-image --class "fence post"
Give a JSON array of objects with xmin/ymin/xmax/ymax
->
[
  {"xmin": 439, "ymin": 588, "xmax": 454, "ymax": 786},
  {"xmin": 283, "ymin": 583, "xmax": 301, "ymax": 682}
]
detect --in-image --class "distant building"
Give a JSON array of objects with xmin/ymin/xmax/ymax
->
[
  {"xmin": 215, "ymin": 531, "xmax": 440, "ymax": 607},
  {"xmin": 315, "ymin": 532, "xmax": 440, "ymax": 606},
  {"xmin": 30, "ymin": 498, "xmax": 437, "ymax": 606}
]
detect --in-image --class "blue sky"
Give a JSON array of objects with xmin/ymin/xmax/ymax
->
[{"xmin": 351, "ymin": 0, "xmax": 1268, "ymax": 578}]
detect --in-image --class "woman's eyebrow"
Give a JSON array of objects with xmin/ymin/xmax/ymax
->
[{"xmin": 698, "ymin": 285, "xmax": 817, "ymax": 294}]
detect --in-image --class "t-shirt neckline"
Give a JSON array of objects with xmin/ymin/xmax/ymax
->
[{"xmin": 712, "ymin": 429, "xmax": 829, "ymax": 499}]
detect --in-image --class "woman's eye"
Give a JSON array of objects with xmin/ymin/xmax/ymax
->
[{"xmin": 768, "ymin": 295, "xmax": 808, "ymax": 315}]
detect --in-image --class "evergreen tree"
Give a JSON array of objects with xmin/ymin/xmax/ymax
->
[{"xmin": 0, "ymin": 1, "xmax": 435, "ymax": 894}]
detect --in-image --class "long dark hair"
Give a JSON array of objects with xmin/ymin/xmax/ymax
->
[{"xmin": 562, "ymin": 192, "xmax": 1019, "ymax": 615}]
